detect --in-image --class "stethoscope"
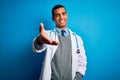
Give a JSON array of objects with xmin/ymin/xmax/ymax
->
[{"xmin": 50, "ymin": 30, "xmax": 80, "ymax": 54}]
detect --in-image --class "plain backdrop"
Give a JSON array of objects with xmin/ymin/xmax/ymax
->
[{"xmin": 0, "ymin": 0, "xmax": 120, "ymax": 80}]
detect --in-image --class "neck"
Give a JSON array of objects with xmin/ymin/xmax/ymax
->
[{"xmin": 56, "ymin": 26, "xmax": 66, "ymax": 30}]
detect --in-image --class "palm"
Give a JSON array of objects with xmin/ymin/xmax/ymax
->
[{"xmin": 39, "ymin": 23, "xmax": 59, "ymax": 45}]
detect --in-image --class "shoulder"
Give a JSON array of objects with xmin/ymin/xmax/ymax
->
[
  {"xmin": 45, "ymin": 29, "xmax": 55, "ymax": 33},
  {"xmin": 45, "ymin": 30, "xmax": 56, "ymax": 39},
  {"xmin": 45, "ymin": 30, "xmax": 55, "ymax": 35},
  {"xmin": 71, "ymin": 30, "xmax": 82, "ymax": 39},
  {"xmin": 71, "ymin": 31, "xmax": 83, "ymax": 43}
]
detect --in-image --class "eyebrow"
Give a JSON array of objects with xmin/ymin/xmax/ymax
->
[
  {"xmin": 62, "ymin": 12, "xmax": 67, "ymax": 14},
  {"xmin": 54, "ymin": 11, "xmax": 67, "ymax": 15}
]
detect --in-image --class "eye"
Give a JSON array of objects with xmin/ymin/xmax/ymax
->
[
  {"xmin": 54, "ymin": 14, "xmax": 60, "ymax": 17},
  {"xmin": 62, "ymin": 12, "xmax": 67, "ymax": 15}
]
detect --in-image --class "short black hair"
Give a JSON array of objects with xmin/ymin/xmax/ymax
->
[{"xmin": 52, "ymin": 4, "xmax": 66, "ymax": 17}]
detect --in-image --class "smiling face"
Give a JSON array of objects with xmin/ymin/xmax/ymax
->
[{"xmin": 52, "ymin": 7, "xmax": 68, "ymax": 30}]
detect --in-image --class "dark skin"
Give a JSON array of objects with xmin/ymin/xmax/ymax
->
[
  {"xmin": 38, "ymin": 23, "xmax": 59, "ymax": 45},
  {"xmin": 38, "ymin": 7, "xmax": 68, "ymax": 45}
]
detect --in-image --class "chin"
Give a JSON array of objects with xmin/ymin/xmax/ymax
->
[
  {"xmin": 56, "ymin": 23, "xmax": 66, "ymax": 28},
  {"xmin": 59, "ymin": 25, "xmax": 66, "ymax": 27}
]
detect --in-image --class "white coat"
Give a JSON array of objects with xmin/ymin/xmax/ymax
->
[{"xmin": 32, "ymin": 29, "xmax": 87, "ymax": 80}]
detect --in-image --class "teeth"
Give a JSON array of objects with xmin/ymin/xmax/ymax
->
[{"xmin": 60, "ymin": 20, "xmax": 64, "ymax": 23}]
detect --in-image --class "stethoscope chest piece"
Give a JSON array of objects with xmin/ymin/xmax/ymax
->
[{"xmin": 77, "ymin": 49, "xmax": 80, "ymax": 54}]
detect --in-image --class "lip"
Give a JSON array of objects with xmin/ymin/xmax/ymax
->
[{"xmin": 59, "ymin": 20, "xmax": 65, "ymax": 23}]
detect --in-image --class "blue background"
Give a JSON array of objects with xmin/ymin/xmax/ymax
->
[{"xmin": 0, "ymin": 0, "xmax": 120, "ymax": 80}]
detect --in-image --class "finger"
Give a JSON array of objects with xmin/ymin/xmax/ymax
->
[
  {"xmin": 46, "ymin": 39, "xmax": 52, "ymax": 44},
  {"xmin": 39, "ymin": 22, "xmax": 44, "ymax": 32},
  {"xmin": 42, "ymin": 37, "xmax": 52, "ymax": 44},
  {"xmin": 51, "ymin": 41, "xmax": 59, "ymax": 45},
  {"xmin": 43, "ymin": 38, "xmax": 58, "ymax": 45}
]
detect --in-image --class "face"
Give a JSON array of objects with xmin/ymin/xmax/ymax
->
[{"xmin": 52, "ymin": 7, "xmax": 68, "ymax": 29}]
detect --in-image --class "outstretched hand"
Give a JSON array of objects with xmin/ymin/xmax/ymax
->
[{"xmin": 38, "ymin": 23, "xmax": 59, "ymax": 45}]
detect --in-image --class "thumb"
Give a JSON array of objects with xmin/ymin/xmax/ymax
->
[{"xmin": 39, "ymin": 23, "xmax": 44, "ymax": 32}]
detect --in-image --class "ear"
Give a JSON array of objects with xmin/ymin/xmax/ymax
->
[
  {"xmin": 52, "ymin": 16, "xmax": 54, "ymax": 21},
  {"xmin": 66, "ymin": 13, "xmax": 68, "ymax": 17}
]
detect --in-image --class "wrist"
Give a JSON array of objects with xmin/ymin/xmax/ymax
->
[{"xmin": 37, "ymin": 36, "xmax": 43, "ymax": 45}]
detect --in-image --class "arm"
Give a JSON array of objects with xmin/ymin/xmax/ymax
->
[
  {"xmin": 32, "ymin": 37, "xmax": 47, "ymax": 53},
  {"xmin": 74, "ymin": 72, "xmax": 83, "ymax": 80},
  {"xmin": 32, "ymin": 23, "xmax": 59, "ymax": 53},
  {"xmin": 76, "ymin": 36, "xmax": 87, "ymax": 76}
]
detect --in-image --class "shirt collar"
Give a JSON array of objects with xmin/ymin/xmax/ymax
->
[{"xmin": 55, "ymin": 27, "xmax": 69, "ymax": 37}]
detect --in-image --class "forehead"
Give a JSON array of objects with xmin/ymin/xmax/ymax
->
[{"xmin": 53, "ymin": 7, "xmax": 66, "ymax": 14}]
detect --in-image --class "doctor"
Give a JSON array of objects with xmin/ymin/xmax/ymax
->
[{"xmin": 33, "ymin": 4, "xmax": 87, "ymax": 80}]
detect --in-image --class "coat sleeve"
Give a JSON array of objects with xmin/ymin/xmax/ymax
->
[
  {"xmin": 32, "ymin": 37, "xmax": 47, "ymax": 53},
  {"xmin": 32, "ymin": 30, "xmax": 53, "ymax": 53},
  {"xmin": 76, "ymin": 36, "xmax": 87, "ymax": 76}
]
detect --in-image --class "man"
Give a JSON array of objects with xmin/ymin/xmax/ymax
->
[{"xmin": 32, "ymin": 4, "xmax": 87, "ymax": 80}]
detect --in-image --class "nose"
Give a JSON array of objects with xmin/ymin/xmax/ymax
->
[{"xmin": 59, "ymin": 14, "xmax": 63, "ymax": 19}]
